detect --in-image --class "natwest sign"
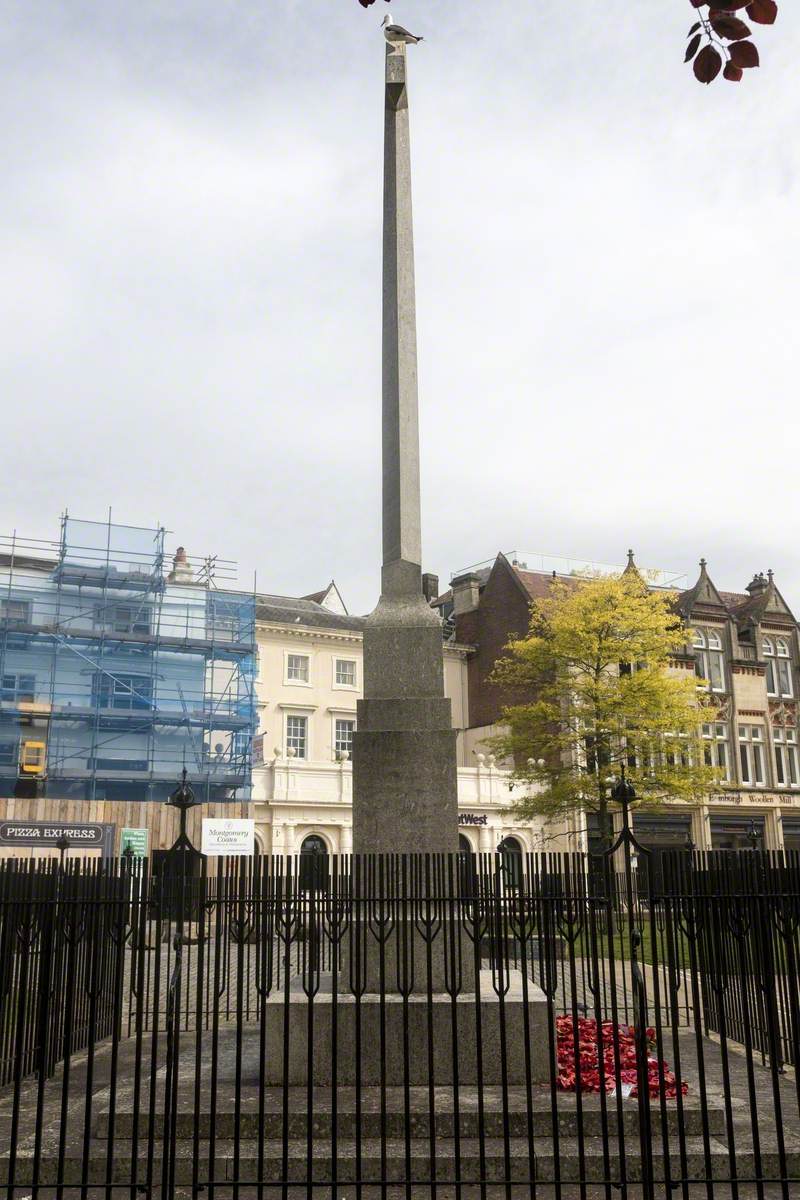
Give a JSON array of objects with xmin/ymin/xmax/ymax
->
[{"xmin": 459, "ymin": 813, "xmax": 488, "ymax": 826}]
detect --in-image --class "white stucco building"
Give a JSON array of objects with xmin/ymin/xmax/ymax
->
[{"xmin": 251, "ymin": 582, "xmax": 555, "ymax": 858}]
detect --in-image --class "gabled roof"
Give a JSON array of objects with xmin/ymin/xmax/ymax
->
[
  {"xmin": 718, "ymin": 590, "xmax": 749, "ymax": 610},
  {"xmin": 301, "ymin": 580, "xmax": 348, "ymax": 616},
  {"xmin": 679, "ymin": 563, "xmax": 796, "ymax": 627},
  {"xmin": 511, "ymin": 563, "xmax": 564, "ymax": 602},
  {"xmin": 445, "ymin": 550, "xmax": 800, "ymax": 635},
  {"xmin": 440, "ymin": 552, "xmax": 612, "ymax": 611},
  {"xmin": 256, "ymin": 592, "xmax": 364, "ymax": 632},
  {"xmin": 732, "ymin": 571, "xmax": 795, "ymax": 627},
  {"xmin": 676, "ymin": 559, "xmax": 728, "ymax": 618}
]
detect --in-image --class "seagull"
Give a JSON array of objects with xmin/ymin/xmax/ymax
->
[{"xmin": 382, "ymin": 13, "xmax": 423, "ymax": 44}]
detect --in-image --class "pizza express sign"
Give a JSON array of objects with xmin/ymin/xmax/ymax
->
[{"xmin": 0, "ymin": 821, "xmax": 110, "ymax": 848}]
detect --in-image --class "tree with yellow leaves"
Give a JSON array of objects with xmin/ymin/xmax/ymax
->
[{"xmin": 489, "ymin": 569, "xmax": 720, "ymax": 845}]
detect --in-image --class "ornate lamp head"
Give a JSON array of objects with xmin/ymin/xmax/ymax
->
[{"xmin": 167, "ymin": 767, "xmax": 199, "ymax": 816}]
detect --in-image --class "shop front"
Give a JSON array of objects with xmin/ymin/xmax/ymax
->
[
  {"xmin": 709, "ymin": 813, "xmax": 766, "ymax": 851},
  {"xmin": 781, "ymin": 818, "xmax": 800, "ymax": 852}
]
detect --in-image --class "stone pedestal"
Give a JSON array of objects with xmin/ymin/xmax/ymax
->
[
  {"xmin": 259, "ymin": 970, "xmax": 550, "ymax": 1087},
  {"xmin": 339, "ymin": 914, "xmax": 477, "ymax": 994}
]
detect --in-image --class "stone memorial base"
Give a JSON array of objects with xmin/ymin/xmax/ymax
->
[
  {"xmin": 339, "ymin": 917, "xmax": 477, "ymax": 994},
  {"xmin": 258, "ymin": 969, "xmax": 550, "ymax": 1087},
  {"xmin": 353, "ymin": 582, "xmax": 460, "ymax": 857}
]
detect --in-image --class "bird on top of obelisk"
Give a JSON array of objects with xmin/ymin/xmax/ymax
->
[{"xmin": 381, "ymin": 13, "xmax": 423, "ymax": 44}]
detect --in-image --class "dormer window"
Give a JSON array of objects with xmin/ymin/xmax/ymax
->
[
  {"xmin": 763, "ymin": 636, "xmax": 793, "ymax": 698},
  {"xmin": 693, "ymin": 628, "xmax": 725, "ymax": 693}
]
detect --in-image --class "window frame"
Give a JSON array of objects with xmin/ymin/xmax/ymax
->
[
  {"xmin": 773, "ymin": 727, "xmax": 799, "ymax": 788},
  {"xmin": 763, "ymin": 637, "xmax": 777, "ymax": 695},
  {"xmin": 693, "ymin": 627, "xmax": 726, "ymax": 694},
  {"xmin": 776, "ymin": 638, "xmax": 794, "ymax": 698},
  {"xmin": 284, "ymin": 651, "xmax": 311, "ymax": 687},
  {"xmin": 1, "ymin": 672, "xmax": 36, "ymax": 703},
  {"xmin": 93, "ymin": 602, "xmax": 152, "ymax": 636},
  {"xmin": 285, "ymin": 712, "xmax": 309, "ymax": 759},
  {"xmin": 0, "ymin": 598, "xmax": 32, "ymax": 626},
  {"xmin": 738, "ymin": 724, "xmax": 767, "ymax": 787},
  {"xmin": 333, "ymin": 657, "xmax": 358, "ymax": 690},
  {"xmin": 701, "ymin": 722, "xmax": 730, "ymax": 780},
  {"xmin": 93, "ymin": 672, "xmax": 153, "ymax": 711},
  {"xmin": 333, "ymin": 717, "xmax": 355, "ymax": 759},
  {"xmin": 0, "ymin": 737, "xmax": 18, "ymax": 767}
]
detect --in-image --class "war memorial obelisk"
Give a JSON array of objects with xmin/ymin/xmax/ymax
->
[
  {"xmin": 259, "ymin": 28, "xmax": 548, "ymax": 1089},
  {"xmin": 352, "ymin": 32, "xmax": 459, "ymax": 855}
]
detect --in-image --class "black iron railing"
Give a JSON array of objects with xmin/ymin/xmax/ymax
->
[{"xmin": 1, "ymin": 849, "xmax": 800, "ymax": 1195}]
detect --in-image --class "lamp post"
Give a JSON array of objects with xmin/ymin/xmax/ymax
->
[
  {"xmin": 611, "ymin": 770, "xmax": 636, "ymax": 821},
  {"xmin": 496, "ymin": 841, "xmax": 510, "ymax": 888},
  {"xmin": 166, "ymin": 768, "xmax": 201, "ymax": 852},
  {"xmin": 611, "ymin": 766, "xmax": 654, "ymax": 1196},
  {"xmin": 55, "ymin": 832, "xmax": 70, "ymax": 868},
  {"xmin": 746, "ymin": 819, "xmax": 760, "ymax": 849}
]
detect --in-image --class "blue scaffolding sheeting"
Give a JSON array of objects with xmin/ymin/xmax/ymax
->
[{"xmin": 0, "ymin": 516, "xmax": 256, "ymax": 804}]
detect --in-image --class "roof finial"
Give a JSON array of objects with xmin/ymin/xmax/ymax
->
[
  {"xmin": 699, "ymin": 557, "xmax": 707, "ymax": 571},
  {"xmin": 768, "ymin": 568, "xmax": 774, "ymax": 584},
  {"xmin": 622, "ymin": 548, "xmax": 639, "ymax": 577}
]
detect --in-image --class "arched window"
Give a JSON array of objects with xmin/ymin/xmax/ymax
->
[
  {"xmin": 497, "ymin": 835, "xmax": 523, "ymax": 889},
  {"xmin": 763, "ymin": 637, "xmax": 777, "ymax": 694},
  {"xmin": 458, "ymin": 833, "xmax": 473, "ymax": 855},
  {"xmin": 299, "ymin": 834, "xmax": 329, "ymax": 891},
  {"xmin": 694, "ymin": 627, "xmax": 725, "ymax": 692},
  {"xmin": 764, "ymin": 636, "xmax": 793, "ymax": 697},
  {"xmin": 776, "ymin": 639, "xmax": 793, "ymax": 697}
]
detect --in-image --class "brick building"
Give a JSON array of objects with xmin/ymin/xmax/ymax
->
[{"xmin": 434, "ymin": 551, "xmax": 800, "ymax": 855}]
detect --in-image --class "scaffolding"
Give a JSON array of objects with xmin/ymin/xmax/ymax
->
[{"xmin": 0, "ymin": 515, "xmax": 256, "ymax": 804}]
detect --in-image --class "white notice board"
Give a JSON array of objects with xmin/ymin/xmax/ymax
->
[{"xmin": 201, "ymin": 818, "xmax": 255, "ymax": 857}]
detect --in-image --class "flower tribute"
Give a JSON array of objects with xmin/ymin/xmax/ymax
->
[{"xmin": 556, "ymin": 1016, "xmax": 688, "ymax": 1099}]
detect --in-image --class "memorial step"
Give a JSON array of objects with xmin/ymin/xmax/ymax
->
[
  {"xmin": 6, "ymin": 1136, "xmax": 779, "ymax": 1187},
  {"xmin": 95, "ymin": 1096, "xmax": 728, "ymax": 1141}
]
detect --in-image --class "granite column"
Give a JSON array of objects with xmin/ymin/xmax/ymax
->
[{"xmin": 352, "ymin": 39, "xmax": 458, "ymax": 855}]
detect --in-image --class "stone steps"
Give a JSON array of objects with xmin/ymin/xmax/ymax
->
[
  {"xmin": 9, "ymin": 1135, "xmax": 778, "ymax": 1187},
  {"xmin": 95, "ymin": 1100, "xmax": 728, "ymax": 1141}
]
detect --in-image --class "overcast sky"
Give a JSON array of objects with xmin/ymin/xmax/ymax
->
[{"xmin": 1, "ymin": 1, "xmax": 797, "ymax": 612}]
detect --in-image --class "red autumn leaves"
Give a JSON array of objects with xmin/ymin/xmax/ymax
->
[
  {"xmin": 357, "ymin": 0, "xmax": 778, "ymax": 87},
  {"xmin": 686, "ymin": 1, "xmax": 778, "ymax": 84},
  {"xmin": 556, "ymin": 1016, "xmax": 689, "ymax": 1099}
]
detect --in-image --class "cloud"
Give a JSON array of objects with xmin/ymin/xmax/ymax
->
[{"xmin": 0, "ymin": 0, "xmax": 797, "ymax": 611}]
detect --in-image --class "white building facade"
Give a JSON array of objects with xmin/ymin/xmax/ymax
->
[{"xmin": 251, "ymin": 586, "xmax": 556, "ymax": 858}]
